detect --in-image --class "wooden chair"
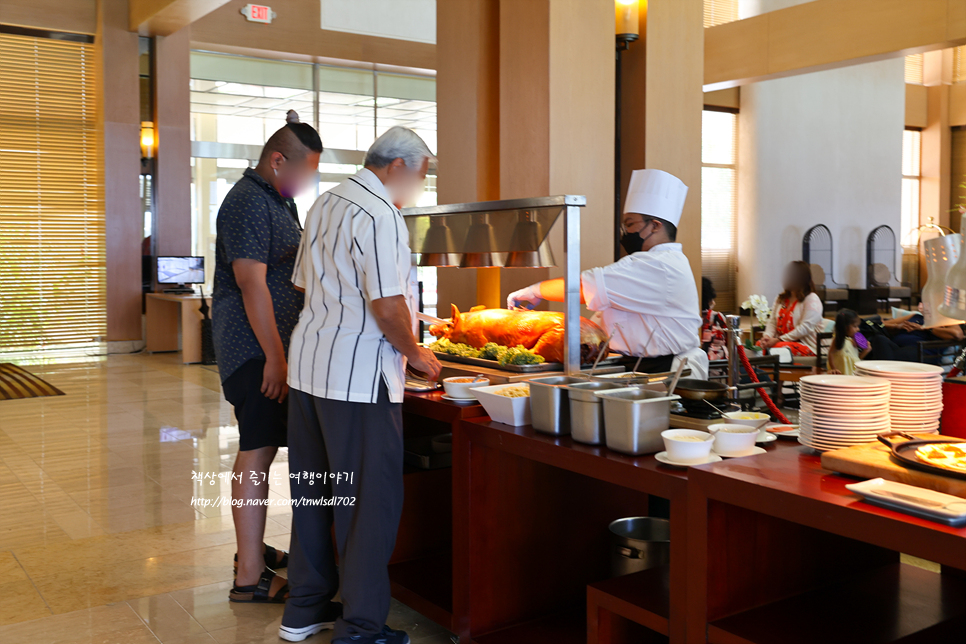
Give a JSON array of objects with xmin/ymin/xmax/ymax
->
[
  {"xmin": 815, "ymin": 332, "xmax": 834, "ymax": 371},
  {"xmin": 867, "ymin": 225, "xmax": 912, "ymax": 309}
]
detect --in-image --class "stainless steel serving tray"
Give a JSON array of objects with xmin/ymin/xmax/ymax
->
[{"xmin": 430, "ymin": 350, "xmax": 622, "ymax": 373}]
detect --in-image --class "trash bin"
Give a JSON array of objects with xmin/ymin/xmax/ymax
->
[{"xmin": 608, "ymin": 517, "xmax": 670, "ymax": 577}]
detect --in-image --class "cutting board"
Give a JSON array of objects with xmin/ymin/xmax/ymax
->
[{"xmin": 821, "ymin": 440, "xmax": 966, "ymax": 498}]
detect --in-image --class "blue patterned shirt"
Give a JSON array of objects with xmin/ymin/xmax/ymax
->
[{"xmin": 212, "ymin": 168, "xmax": 305, "ymax": 383}]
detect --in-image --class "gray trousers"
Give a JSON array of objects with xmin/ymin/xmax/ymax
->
[{"xmin": 283, "ymin": 381, "xmax": 404, "ymax": 639}]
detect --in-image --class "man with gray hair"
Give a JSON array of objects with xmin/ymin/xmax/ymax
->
[{"xmin": 279, "ymin": 126, "xmax": 440, "ymax": 644}]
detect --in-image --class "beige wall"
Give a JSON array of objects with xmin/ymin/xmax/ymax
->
[
  {"xmin": 190, "ymin": 0, "xmax": 435, "ymax": 69},
  {"xmin": 737, "ymin": 58, "xmax": 906, "ymax": 298},
  {"xmin": 0, "ymin": 0, "xmax": 96, "ymax": 34}
]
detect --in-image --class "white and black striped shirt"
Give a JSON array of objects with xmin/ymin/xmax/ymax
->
[{"xmin": 288, "ymin": 169, "xmax": 415, "ymax": 403}]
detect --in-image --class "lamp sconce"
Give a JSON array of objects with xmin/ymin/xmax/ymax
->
[
  {"xmin": 615, "ymin": 0, "xmax": 642, "ymax": 47},
  {"xmin": 140, "ymin": 121, "xmax": 156, "ymax": 160}
]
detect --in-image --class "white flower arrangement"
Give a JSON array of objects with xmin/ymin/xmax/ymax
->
[{"xmin": 741, "ymin": 294, "xmax": 772, "ymax": 327}]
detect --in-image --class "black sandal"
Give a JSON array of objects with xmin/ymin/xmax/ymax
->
[
  {"xmin": 233, "ymin": 543, "xmax": 289, "ymax": 575},
  {"xmin": 229, "ymin": 567, "xmax": 289, "ymax": 603}
]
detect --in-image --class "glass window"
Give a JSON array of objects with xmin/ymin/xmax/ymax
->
[
  {"xmin": 189, "ymin": 52, "xmax": 437, "ymax": 294},
  {"xmin": 701, "ymin": 110, "xmax": 738, "ymax": 312}
]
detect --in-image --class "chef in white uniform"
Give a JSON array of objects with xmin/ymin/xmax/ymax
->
[{"xmin": 507, "ymin": 169, "xmax": 708, "ymax": 379}]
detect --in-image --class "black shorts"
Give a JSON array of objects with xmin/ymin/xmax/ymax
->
[{"xmin": 222, "ymin": 358, "xmax": 288, "ymax": 451}]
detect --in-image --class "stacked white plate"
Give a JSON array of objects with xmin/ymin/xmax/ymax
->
[
  {"xmin": 798, "ymin": 374, "xmax": 892, "ymax": 452},
  {"xmin": 854, "ymin": 361, "xmax": 944, "ymax": 434}
]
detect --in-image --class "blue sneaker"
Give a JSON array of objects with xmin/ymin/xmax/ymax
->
[{"xmin": 333, "ymin": 625, "xmax": 410, "ymax": 644}]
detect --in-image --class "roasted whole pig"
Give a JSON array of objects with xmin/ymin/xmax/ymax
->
[{"xmin": 429, "ymin": 305, "xmax": 609, "ymax": 364}]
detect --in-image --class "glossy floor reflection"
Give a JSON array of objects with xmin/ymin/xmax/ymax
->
[{"xmin": 0, "ymin": 353, "xmax": 454, "ymax": 644}]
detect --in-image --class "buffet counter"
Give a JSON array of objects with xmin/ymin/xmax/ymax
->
[
  {"xmin": 395, "ymin": 393, "xmax": 966, "ymax": 644},
  {"xmin": 686, "ymin": 446, "xmax": 966, "ymax": 644}
]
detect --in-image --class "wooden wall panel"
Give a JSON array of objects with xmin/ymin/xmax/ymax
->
[
  {"xmin": 951, "ymin": 83, "xmax": 966, "ymax": 127},
  {"xmin": 906, "ymin": 83, "xmax": 929, "ymax": 128},
  {"xmin": 921, "ymin": 82, "xmax": 952, "ymax": 230},
  {"xmin": 154, "ymin": 27, "xmax": 192, "ymax": 257},
  {"xmin": 547, "ymin": 0, "xmax": 614, "ymax": 278},
  {"xmin": 98, "ymin": 0, "xmax": 144, "ymax": 341},
  {"xmin": 644, "ymin": 0, "xmax": 704, "ymax": 285},
  {"xmin": 704, "ymin": 16, "xmax": 769, "ymax": 90},
  {"xmin": 498, "ymin": 0, "xmax": 550, "ymax": 200},
  {"xmin": 435, "ymin": 0, "xmax": 500, "ymax": 314},
  {"xmin": 706, "ymin": 0, "xmax": 966, "ymax": 89},
  {"xmin": 130, "ymin": 0, "xmax": 230, "ymax": 36},
  {"xmin": 0, "ymin": 0, "xmax": 96, "ymax": 35},
  {"xmin": 951, "ymin": 127, "xmax": 966, "ymax": 234},
  {"xmin": 704, "ymin": 88, "xmax": 740, "ymax": 110}
]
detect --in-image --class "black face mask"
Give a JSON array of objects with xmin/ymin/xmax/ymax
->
[
  {"xmin": 620, "ymin": 219, "xmax": 656, "ymax": 255},
  {"xmin": 620, "ymin": 231, "xmax": 644, "ymax": 255}
]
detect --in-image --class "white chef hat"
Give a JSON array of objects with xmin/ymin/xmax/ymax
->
[{"xmin": 623, "ymin": 169, "xmax": 688, "ymax": 227}]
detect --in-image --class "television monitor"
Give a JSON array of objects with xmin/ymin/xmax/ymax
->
[{"xmin": 157, "ymin": 256, "xmax": 205, "ymax": 285}]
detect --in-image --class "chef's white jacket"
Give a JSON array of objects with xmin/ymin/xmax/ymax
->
[{"xmin": 580, "ymin": 243, "xmax": 707, "ymax": 377}]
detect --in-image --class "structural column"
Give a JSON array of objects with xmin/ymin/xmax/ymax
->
[
  {"xmin": 620, "ymin": 0, "xmax": 704, "ymax": 284},
  {"xmin": 98, "ymin": 0, "xmax": 143, "ymax": 342},
  {"xmin": 153, "ymin": 26, "xmax": 193, "ymax": 257},
  {"xmin": 435, "ymin": 0, "xmax": 501, "ymax": 311},
  {"xmin": 921, "ymin": 49, "xmax": 953, "ymax": 232},
  {"xmin": 435, "ymin": 0, "xmax": 614, "ymax": 311}
]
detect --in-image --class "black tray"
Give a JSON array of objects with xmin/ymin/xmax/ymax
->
[{"xmin": 877, "ymin": 432, "xmax": 966, "ymax": 481}]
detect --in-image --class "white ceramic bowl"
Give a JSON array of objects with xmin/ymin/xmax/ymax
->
[
  {"xmin": 661, "ymin": 429, "xmax": 714, "ymax": 464},
  {"xmin": 708, "ymin": 423, "xmax": 759, "ymax": 457},
  {"xmin": 442, "ymin": 376, "xmax": 490, "ymax": 399},
  {"xmin": 722, "ymin": 411, "xmax": 771, "ymax": 428},
  {"xmin": 472, "ymin": 383, "xmax": 531, "ymax": 426},
  {"xmin": 722, "ymin": 411, "xmax": 772, "ymax": 439}
]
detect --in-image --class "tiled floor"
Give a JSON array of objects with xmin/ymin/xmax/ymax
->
[{"xmin": 0, "ymin": 353, "xmax": 454, "ymax": 644}]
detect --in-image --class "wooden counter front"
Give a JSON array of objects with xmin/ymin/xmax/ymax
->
[
  {"xmin": 454, "ymin": 419, "xmax": 687, "ymax": 643},
  {"xmin": 453, "ymin": 419, "xmax": 799, "ymax": 644},
  {"xmin": 388, "ymin": 391, "xmax": 487, "ymax": 630}
]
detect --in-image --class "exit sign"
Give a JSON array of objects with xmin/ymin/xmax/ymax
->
[{"xmin": 241, "ymin": 4, "xmax": 275, "ymax": 24}]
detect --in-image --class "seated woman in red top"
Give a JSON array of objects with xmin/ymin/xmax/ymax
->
[{"xmin": 758, "ymin": 261, "xmax": 825, "ymax": 357}]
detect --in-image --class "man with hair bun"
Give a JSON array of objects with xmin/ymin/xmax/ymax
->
[
  {"xmin": 213, "ymin": 110, "xmax": 323, "ymax": 606},
  {"xmin": 279, "ymin": 126, "xmax": 439, "ymax": 644}
]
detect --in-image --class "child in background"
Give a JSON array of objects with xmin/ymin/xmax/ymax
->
[
  {"xmin": 828, "ymin": 309, "xmax": 871, "ymax": 375},
  {"xmin": 701, "ymin": 277, "xmax": 729, "ymax": 362}
]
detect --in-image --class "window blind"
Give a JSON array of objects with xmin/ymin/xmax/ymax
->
[
  {"xmin": 0, "ymin": 32, "xmax": 105, "ymax": 352},
  {"xmin": 704, "ymin": 0, "xmax": 739, "ymax": 28},
  {"xmin": 953, "ymin": 46, "xmax": 966, "ymax": 84},
  {"xmin": 905, "ymin": 54, "xmax": 924, "ymax": 84}
]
